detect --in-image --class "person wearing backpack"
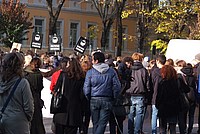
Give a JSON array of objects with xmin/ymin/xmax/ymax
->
[{"xmin": 181, "ymin": 63, "xmax": 197, "ymax": 134}]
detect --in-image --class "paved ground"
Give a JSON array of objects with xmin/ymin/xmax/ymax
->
[{"xmin": 43, "ymin": 105, "xmax": 200, "ymax": 134}]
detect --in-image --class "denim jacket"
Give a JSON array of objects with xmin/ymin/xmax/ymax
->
[{"xmin": 83, "ymin": 63, "xmax": 121, "ymax": 99}]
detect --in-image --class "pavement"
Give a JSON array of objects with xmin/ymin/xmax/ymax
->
[{"xmin": 43, "ymin": 105, "xmax": 200, "ymax": 134}]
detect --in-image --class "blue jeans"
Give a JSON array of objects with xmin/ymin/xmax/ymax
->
[
  {"xmin": 128, "ymin": 96, "xmax": 145, "ymax": 134},
  {"xmin": 152, "ymin": 105, "xmax": 158, "ymax": 134},
  {"xmin": 90, "ymin": 97, "xmax": 112, "ymax": 134}
]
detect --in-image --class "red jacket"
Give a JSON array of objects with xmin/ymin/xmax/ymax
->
[{"xmin": 50, "ymin": 70, "xmax": 62, "ymax": 92}]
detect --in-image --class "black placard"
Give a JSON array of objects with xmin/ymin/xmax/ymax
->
[
  {"xmin": 49, "ymin": 35, "xmax": 62, "ymax": 52},
  {"xmin": 31, "ymin": 32, "xmax": 43, "ymax": 49},
  {"xmin": 74, "ymin": 36, "xmax": 89, "ymax": 54}
]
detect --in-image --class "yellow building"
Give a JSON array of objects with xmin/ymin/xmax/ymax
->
[{"xmin": 20, "ymin": 0, "xmax": 138, "ymax": 56}]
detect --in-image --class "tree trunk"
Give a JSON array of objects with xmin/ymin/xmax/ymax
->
[
  {"xmin": 49, "ymin": 16, "xmax": 57, "ymax": 36},
  {"xmin": 101, "ymin": 20, "xmax": 113, "ymax": 52},
  {"xmin": 116, "ymin": 0, "xmax": 126, "ymax": 56},
  {"xmin": 117, "ymin": 11, "xmax": 122, "ymax": 56}
]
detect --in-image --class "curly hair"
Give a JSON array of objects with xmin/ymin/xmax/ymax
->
[{"xmin": 2, "ymin": 52, "xmax": 24, "ymax": 82}]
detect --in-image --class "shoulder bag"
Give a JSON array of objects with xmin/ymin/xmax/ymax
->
[
  {"xmin": 0, "ymin": 78, "xmax": 21, "ymax": 134},
  {"xmin": 50, "ymin": 73, "xmax": 65, "ymax": 114}
]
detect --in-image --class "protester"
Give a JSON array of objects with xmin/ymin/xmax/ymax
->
[
  {"xmin": 109, "ymin": 56, "xmax": 133, "ymax": 134},
  {"xmin": 24, "ymin": 50, "xmax": 34, "ymax": 68},
  {"xmin": 181, "ymin": 63, "xmax": 197, "ymax": 134},
  {"xmin": 126, "ymin": 52, "xmax": 150, "ymax": 134},
  {"xmin": 83, "ymin": 52, "xmax": 121, "ymax": 134},
  {"xmin": 24, "ymin": 57, "xmax": 46, "ymax": 134},
  {"xmin": 176, "ymin": 60, "xmax": 191, "ymax": 134},
  {"xmin": 150, "ymin": 54, "xmax": 166, "ymax": 134},
  {"xmin": 53, "ymin": 57, "xmax": 85, "ymax": 134},
  {"xmin": 156, "ymin": 65, "xmax": 181, "ymax": 133},
  {"xmin": 118, "ymin": 56, "xmax": 133, "ymax": 90},
  {"xmin": 79, "ymin": 60, "xmax": 92, "ymax": 134},
  {"xmin": 50, "ymin": 56, "xmax": 70, "ymax": 93},
  {"xmin": 0, "ymin": 52, "xmax": 34, "ymax": 134},
  {"xmin": 165, "ymin": 58, "xmax": 174, "ymax": 66}
]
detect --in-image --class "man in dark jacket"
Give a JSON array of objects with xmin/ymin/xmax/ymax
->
[
  {"xmin": 150, "ymin": 54, "xmax": 166, "ymax": 134},
  {"xmin": 126, "ymin": 52, "xmax": 150, "ymax": 134},
  {"xmin": 83, "ymin": 52, "xmax": 121, "ymax": 134}
]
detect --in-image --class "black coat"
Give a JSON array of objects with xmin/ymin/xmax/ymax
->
[
  {"xmin": 156, "ymin": 79, "xmax": 181, "ymax": 118},
  {"xmin": 24, "ymin": 67, "xmax": 45, "ymax": 134},
  {"xmin": 53, "ymin": 72, "xmax": 85, "ymax": 127},
  {"xmin": 126, "ymin": 61, "xmax": 150, "ymax": 95},
  {"xmin": 150, "ymin": 66, "xmax": 162, "ymax": 105}
]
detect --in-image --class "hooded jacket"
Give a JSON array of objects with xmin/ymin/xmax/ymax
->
[
  {"xmin": 0, "ymin": 76, "xmax": 34, "ymax": 134},
  {"xmin": 181, "ymin": 66, "xmax": 196, "ymax": 89},
  {"xmin": 126, "ymin": 61, "xmax": 150, "ymax": 95},
  {"xmin": 83, "ymin": 63, "xmax": 121, "ymax": 99}
]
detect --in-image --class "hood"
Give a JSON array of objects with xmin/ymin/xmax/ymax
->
[
  {"xmin": 131, "ymin": 61, "xmax": 144, "ymax": 70},
  {"xmin": 181, "ymin": 66, "xmax": 193, "ymax": 76},
  {"xmin": 0, "ymin": 76, "xmax": 19, "ymax": 94},
  {"xmin": 24, "ymin": 65, "xmax": 34, "ymax": 73},
  {"xmin": 93, "ymin": 63, "xmax": 109, "ymax": 73}
]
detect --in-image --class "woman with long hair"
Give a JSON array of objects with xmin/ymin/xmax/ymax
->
[
  {"xmin": 156, "ymin": 65, "xmax": 181, "ymax": 134},
  {"xmin": 79, "ymin": 60, "xmax": 92, "ymax": 134},
  {"xmin": 53, "ymin": 57, "xmax": 85, "ymax": 134},
  {"xmin": 0, "ymin": 52, "xmax": 34, "ymax": 134},
  {"xmin": 24, "ymin": 57, "xmax": 46, "ymax": 134}
]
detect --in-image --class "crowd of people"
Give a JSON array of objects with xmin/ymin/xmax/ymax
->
[{"xmin": 0, "ymin": 48, "xmax": 200, "ymax": 134}]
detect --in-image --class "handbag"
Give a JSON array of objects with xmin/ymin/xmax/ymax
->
[
  {"xmin": 50, "ymin": 73, "xmax": 65, "ymax": 114},
  {"xmin": 0, "ymin": 78, "xmax": 21, "ymax": 134}
]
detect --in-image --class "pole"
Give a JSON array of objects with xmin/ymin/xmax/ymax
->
[{"xmin": 34, "ymin": 49, "xmax": 37, "ymax": 55}]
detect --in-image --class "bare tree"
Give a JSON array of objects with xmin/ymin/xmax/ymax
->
[
  {"xmin": 46, "ymin": 0, "xmax": 65, "ymax": 35},
  {"xmin": 91, "ymin": 0, "xmax": 118, "ymax": 51}
]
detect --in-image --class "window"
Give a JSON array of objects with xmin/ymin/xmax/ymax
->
[
  {"xmin": 87, "ymin": 23, "xmax": 97, "ymax": 50},
  {"xmin": 106, "ymin": 29, "xmax": 113, "ymax": 50},
  {"xmin": 69, "ymin": 22, "xmax": 79, "ymax": 48},
  {"xmin": 122, "ymin": 27, "xmax": 128, "ymax": 51},
  {"xmin": 33, "ymin": 0, "xmax": 46, "ymax": 6},
  {"xmin": 34, "ymin": 18, "xmax": 46, "ymax": 47},
  {"xmin": 34, "ymin": 19, "xmax": 43, "ymax": 33},
  {"xmin": 69, "ymin": 0, "xmax": 81, "ymax": 9},
  {"xmin": 56, "ymin": 21, "xmax": 63, "ymax": 36}
]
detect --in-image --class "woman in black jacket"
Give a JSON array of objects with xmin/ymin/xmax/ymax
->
[
  {"xmin": 156, "ymin": 65, "xmax": 181, "ymax": 134},
  {"xmin": 53, "ymin": 57, "xmax": 85, "ymax": 134},
  {"xmin": 180, "ymin": 63, "xmax": 197, "ymax": 134},
  {"xmin": 24, "ymin": 57, "xmax": 45, "ymax": 134}
]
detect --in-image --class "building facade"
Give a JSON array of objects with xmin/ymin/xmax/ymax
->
[{"xmin": 4, "ymin": 0, "xmax": 139, "ymax": 56}]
